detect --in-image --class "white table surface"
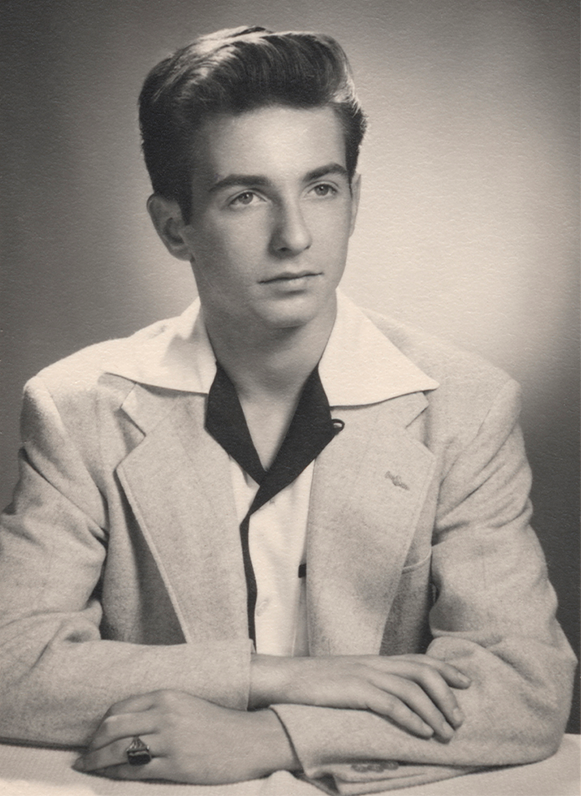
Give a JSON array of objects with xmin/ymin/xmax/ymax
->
[{"xmin": 0, "ymin": 735, "xmax": 578, "ymax": 796}]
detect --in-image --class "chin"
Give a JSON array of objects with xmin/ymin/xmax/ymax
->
[
  {"xmin": 259, "ymin": 287, "xmax": 336, "ymax": 329},
  {"xmin": 259, "ymin": 295, "xmax": 326, "ymax": 330},
  {"xmin": 262, "ymin": 311, "xmax": 316, "ymax": 330}
]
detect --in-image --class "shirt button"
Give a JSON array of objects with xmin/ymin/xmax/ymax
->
[{"xmin": 255, "ymin": 599, "xmax": 269, "ymax": 617}]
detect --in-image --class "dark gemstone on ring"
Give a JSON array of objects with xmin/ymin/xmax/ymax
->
[
  {"xmin": 127, "ymin": 748, "xmax": 152, "ymax": 766},
  {"xmin": 126, "ymin": 737, "xmax": 152, "ymax": 766}
]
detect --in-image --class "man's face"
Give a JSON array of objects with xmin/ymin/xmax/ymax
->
[{"xmin": 179, "ymin": 104, "xmax": 360, "ymax": 333}]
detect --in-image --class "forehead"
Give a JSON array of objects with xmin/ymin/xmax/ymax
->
[{"xmin": 190, "ymin": 105, "xmax": 347, "ymax": 184}]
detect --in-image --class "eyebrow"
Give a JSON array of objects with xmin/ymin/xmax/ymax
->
[{"xmin": 209, "ymin": 162, "xmax": 349, "ymax": 194}]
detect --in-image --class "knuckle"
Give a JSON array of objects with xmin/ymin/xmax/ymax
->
[
  {"xmin": 113, "ymin": 739, "xmax": 129, "ymax": 759},
  {"xmin": 399, "ymin": 676, "xmax": 420, "ymax": 694},
  {"xmin": 379, "ymin": 695, "xmax": 413, "ymax": 722},
  {"xmin": 419, "ymin": 667, "xmax": 443, "ymax": 687},
  {"xmin": 100, "ymin": 714, "xmax": 120, "ymax": 738},
  {"xmin": 396, "ymin": 679, "xmax": 423, "ymax": 702},
  {"xmin": 405, "ymin": 662, "xmax": 430, "ymax": 682},
  {"xmin": 392, "ymin": 701, "xmax": 414, "ymax": 721},
  {"xmin": 379, "ymin": 692, "xmax": 399, "ymax": 712}
]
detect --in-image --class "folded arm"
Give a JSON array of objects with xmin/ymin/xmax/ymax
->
[
  {"xmin": 1, "ymin": 375, "xmax": 575, "ymax": 792},
  {"xmin": 269, "ymin": 379, "xmax": 576, "ymax": 789},
  {"xmin": 0, "ymin": 378, "xmax": 252, "ymax": 746},
  {"xmin": 75, "ymin": 379, "xmax": 575, "ymax": 792}
]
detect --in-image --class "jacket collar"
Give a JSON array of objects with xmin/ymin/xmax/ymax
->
[{"xmin": 105, "ymin": 291, "xmax": 438, "ymax": 407}]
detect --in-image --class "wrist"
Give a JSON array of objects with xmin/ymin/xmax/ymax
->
[
  {"xmin": 249, "ymin": 654, "xmax": 292, "ymax": 709},
  {"xmin": 244, "ymin": 708, "xmax": 300, "ymax": 778}
]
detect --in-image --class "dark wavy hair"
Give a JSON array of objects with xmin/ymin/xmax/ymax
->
[{"xmin": 139, "ymin": 26, "xmax": 367, "ymax": 220}]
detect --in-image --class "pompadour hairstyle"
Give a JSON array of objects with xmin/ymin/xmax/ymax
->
[{"xmin": 139, "ymin": 25, "xmax": 367, "ymax": 220}]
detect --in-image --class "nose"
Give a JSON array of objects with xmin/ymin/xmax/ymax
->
[{"xmin": 270, "ymin": 200, "xmax": 312, "ymax": 256}]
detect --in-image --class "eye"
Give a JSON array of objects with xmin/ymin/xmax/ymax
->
[
  {"xmin": 310, "ymin": 183, "xmax": 337, "ymax": 198},
  {"xmin": 229, "ymin": 191, "xmax": 262, "ymax": 208}
]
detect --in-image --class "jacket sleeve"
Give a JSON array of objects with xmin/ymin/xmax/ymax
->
[
  {"xmin": 271, "ymin": 379, "xmax": 576, "ymax": 794},
  {"xmin": 0, "ymin": 377, "xmax": 252, "ymax": 748}
]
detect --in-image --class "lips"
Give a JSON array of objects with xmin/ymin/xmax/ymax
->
[{"xmin": 260, "ymin": 271, "xmax": 320, "ymax": 283}]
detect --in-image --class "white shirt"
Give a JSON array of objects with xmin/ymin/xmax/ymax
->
[{"xmin": 106, "ymin": 291, "xmax": 437, "ymax": 655}]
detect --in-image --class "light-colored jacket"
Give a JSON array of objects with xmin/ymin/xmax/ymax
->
[{"xmin": 0, "ymin": 301, "xmax": 575, "ymax": 794}]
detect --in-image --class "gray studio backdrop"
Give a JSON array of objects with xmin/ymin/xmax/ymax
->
[{"xmin": 1, "ymin": 0, "xmax": 578, "ymax": 732}]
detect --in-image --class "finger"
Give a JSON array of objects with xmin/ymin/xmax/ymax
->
[
  {"xmin": 367, "ymin": 675, "xmax": 455, "ymax": 739},
  {"xmin": 396, "ymin": 656, "xmax": 471, "ymax": 688},
  {"xmin": 102, "ymin": 691, "xmax": 162, "ymax": 718},
  {"xmin": 84, "ymin": 758, "xmax": 167, "ymax": 782},
  {"xmin": 391, "ymin": 666, "xmax": 462, "ymax": 731},
  {"xmin": 75, "ymin": 733, "xmax": 161, "ymax": 773},
  {"xmin": 371, "ymin": 660, "xmax": 465, "ymax": 728},
  {"xmin": 409, "ymin": 668, "xmax": 465, "ymax": 729},
  {"xmin": 360, "ymin": 686, "xmax": 436, "ymax": 738},
  {"xmin": 398, "ymin": 663, "xmax": 465, "ymax": 729},
  {"xmin": 87, "ymin": 712, "xmax": 159, "ymax": 752}
]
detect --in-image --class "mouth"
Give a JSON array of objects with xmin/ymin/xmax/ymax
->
[{"xmin": 260, "ymin": 271, "xmax": 321, "ymax": 284}]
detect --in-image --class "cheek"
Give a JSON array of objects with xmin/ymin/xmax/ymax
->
[
  {"xmin": 311, "ymin": 200, "xmax": 354, "ymax": 238},
  {"xmin": 195, "ymin": 227, "xmax": 267, "ymax": 291},
  {"xmin": 207, "ymin": 215, "xmax": 268, "ymax": 261}
]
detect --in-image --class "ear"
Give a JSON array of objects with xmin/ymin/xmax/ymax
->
[
  {"xmin": 348, "ymin": 173, "xmax": 361, "ymax": 237},
  {"xmin": 147, "ymin": 194, "xmax": 192, "ymax": 261}
]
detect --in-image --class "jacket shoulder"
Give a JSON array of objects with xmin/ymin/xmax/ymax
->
[
  {"xmin": 19, "ymin": 319, "xmax": 179, "ymax": 473},
  {"xmin": 31, "ymin": 316, "xmax": 177, "ymax": 402},
  {"xmin": 362, "ymin": 308, "xmax": 522, "ymax": 446},
  {"xmin": 364, "ymin": 308, "xmax": 514, "ymax": 393}
]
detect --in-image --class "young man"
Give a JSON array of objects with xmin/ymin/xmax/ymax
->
[{"xmin": 0, "ymin": 26, "xmax": 575, "ymax": 794}]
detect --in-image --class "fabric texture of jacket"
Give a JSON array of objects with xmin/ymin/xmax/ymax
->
[{"xmin": 0, "ymin": 296, "xmax": 575, "ymax": 794}]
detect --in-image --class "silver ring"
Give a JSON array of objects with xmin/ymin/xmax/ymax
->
[{"xmin": 125, "ymin": 736, "xmax": 152, "ymax": 766}]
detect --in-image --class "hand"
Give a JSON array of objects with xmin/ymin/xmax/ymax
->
[
  {"xmin": 250, "ymin": 653, "xmax": 471, "ymax": 741},
  {"xmin": 73, "ymin": 690, "xmax": 299, "ymax": 783}
]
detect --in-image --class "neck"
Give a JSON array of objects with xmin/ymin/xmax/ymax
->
[{"xmin": 202, "ymin": 299, "xmax": 337, "ymax": 403}]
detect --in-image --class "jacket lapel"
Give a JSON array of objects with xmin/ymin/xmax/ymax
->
[
  {"xmin": 115, "ymin": 385, "xmax": 435, "ymax": 655},
  {"xmin": 116, "ymin": 386, "xmax": 249, "ymax": 645},
  {"xmin": 307, "ymin": 393, "xmax": 435, "ymax": 655}
]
